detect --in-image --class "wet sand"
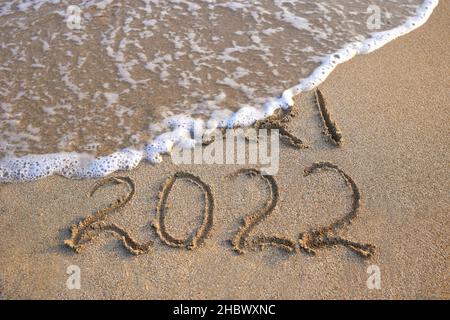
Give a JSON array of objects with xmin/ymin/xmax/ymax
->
[{"xmin": 0, "ymin": 1, "xmax": 448, "ymax": 300}]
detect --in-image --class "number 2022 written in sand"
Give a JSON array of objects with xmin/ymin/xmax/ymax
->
[{"xmin": 64, "ymin": 90, "xmax": 375, "ymax": 259}]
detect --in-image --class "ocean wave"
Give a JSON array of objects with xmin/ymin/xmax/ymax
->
[{"xmin": 0, "ymin": 0, "xmax": 439, "ymax": 182}]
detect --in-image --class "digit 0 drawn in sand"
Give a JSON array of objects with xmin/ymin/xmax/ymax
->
[
  {"xmin": 299, "ymin": 162, "xmax": 375, "ymax": 258},
  {"xmin": 153, "ymin": 172, "xmax": 214, "ymax": 250},
  {"xmin": 230, "ymin": 168, "xmax": 296, "ymax": 254},
  {"xmin": 65, "ymin": 177, "xmax": 152, "ymax": 255},
  {"xmin": 315, "ymin": 89, "xmax": 343, "ymax": 146}
]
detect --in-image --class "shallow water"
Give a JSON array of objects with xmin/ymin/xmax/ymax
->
[{"xmin": 0, "ymin": 0, "xmax": 425, "ymax": 158}]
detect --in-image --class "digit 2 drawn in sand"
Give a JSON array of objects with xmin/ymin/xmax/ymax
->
[
  {"xmin": 230, "ymin": 168, "xmax": 296, "ymax": 254},
  {"xmin": 153, "ymin": 172, "xmax": 214, "ymax": 250},
  {"xmin": 299, "ymin": 162, "xmax": 376, "ymax": 258},
  {"xmin": 65, "ymin": 177, "xmax": 152, "ymax": 255}
]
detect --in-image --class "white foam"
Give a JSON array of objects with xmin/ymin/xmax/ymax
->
[{"xmin": 0, "ymin": 0, "xmax": 439, "ymax": 183}]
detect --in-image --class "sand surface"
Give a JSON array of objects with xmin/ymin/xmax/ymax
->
[{"xmin": 0, "ymin": 2, "xmax": 448, "ymax": 300}]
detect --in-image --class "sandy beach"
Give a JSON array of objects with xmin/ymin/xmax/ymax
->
[{"xmin": 0, "ymin": 1, "xmax": 448, "ymax": 300}]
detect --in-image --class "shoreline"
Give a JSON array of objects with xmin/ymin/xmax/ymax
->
[
  {"xmin": 0, "ymin": 0, "xmax": 440, "ymax": 183},
  {"xmin": 0, "ymin": 1, "xmax": 449, "ymax": 299}
]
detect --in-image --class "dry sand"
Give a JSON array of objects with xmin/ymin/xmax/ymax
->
[{"xmin": 0, "ymin": 2, "xmax": 448, "ymax": 300}]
